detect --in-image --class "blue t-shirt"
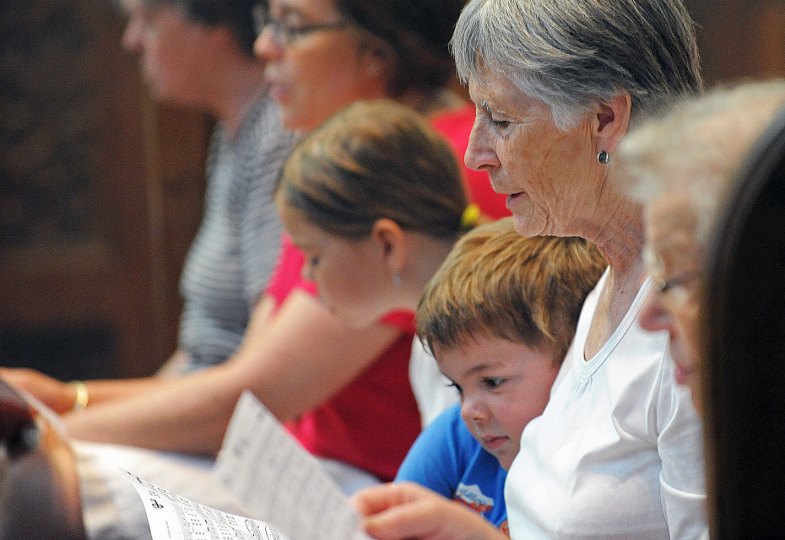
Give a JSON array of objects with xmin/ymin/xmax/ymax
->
[{"xmin": 396, "ymin": 404, "xmax": 508, "ymax": 532}]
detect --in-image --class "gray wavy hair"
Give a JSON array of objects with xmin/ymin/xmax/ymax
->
[{"xmin": 451, "ymin": 0, "xmax": 703, "ymax": 130}]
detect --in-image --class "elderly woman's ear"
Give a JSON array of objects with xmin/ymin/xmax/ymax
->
[{"xmin": 594, "ymin": 91, "xmax": 633, "ymax": 155}]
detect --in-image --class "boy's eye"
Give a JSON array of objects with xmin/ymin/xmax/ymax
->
[
  {"xmin": 482, "ymin": 377, "xmax": 505, "ymax": 389},
  {"xmin": 308, "ymin": 255, "xmax": 320, "ymax": 267},
  {"xmin": 447, "ymin": 381, "xmax": 463, "ymax": 395}
]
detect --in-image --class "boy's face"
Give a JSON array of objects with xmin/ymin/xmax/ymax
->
[{"xmin": 435, "ymin": 336, "xmax": 560, "ymax": 470}]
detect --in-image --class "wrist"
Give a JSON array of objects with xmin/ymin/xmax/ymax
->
[{"xmin": 69, "ymin": 381, "xmax": 89, "ymax": 412}]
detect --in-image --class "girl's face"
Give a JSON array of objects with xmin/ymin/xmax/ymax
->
[
  {"xmin": 253, "ymin": 0, "xmax": 388, "ymax": 130},
  {"xmin": 278, "ymin": 203, "xmax": 391, "ymax": 328},
  {"xmin": 435, "ymin": 336, "xmax": 560, "ymax": 470}
]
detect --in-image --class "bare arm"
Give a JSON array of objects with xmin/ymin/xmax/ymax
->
[
  {"xmin": 0, "ymin": 291, "xmax": 279, "ymax": 414},
  {"xmin": 63, "ymin": 290, "xmax": 402, "ymax": 454},
  {"xmin": 0, "ymin": 367, "xmax": 171, "ymax": 414},
  {"xmin": 351, "ymin": 482, "xmax": 508, "ymax": 540}
]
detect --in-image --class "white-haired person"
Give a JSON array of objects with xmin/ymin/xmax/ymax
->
[
  {"xmin": 618, "ymin": 79, "xmax": 785, "ymax": 416},
  {"xmin": 616, "ymin": 78, "xmax": 785, "ymax": 538}
]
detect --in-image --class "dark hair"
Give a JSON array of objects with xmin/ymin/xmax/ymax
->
[
  {"xmin": 147, "ymin": 0, "xmax": 258, "ymax": 55},
  {"xmin": 335, "ymin": 0, "xmax": 467, "ymax": 97},
  {"xmin": 276, "ymin": 100, "xmax": 468, "ymax": 239},
  {"xmin": 697, "ymin": 93, "xmax": 785, "ymax": 540}
]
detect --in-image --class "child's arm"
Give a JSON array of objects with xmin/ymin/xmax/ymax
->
[{"xmin": 352, "ymin": 482, "xmax": 508, "ymax": 540}]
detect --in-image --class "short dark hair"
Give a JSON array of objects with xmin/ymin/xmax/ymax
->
[
  {"xmin": 147, "ymin": 0, "xmax": 258, "ymax": 55},
  {"xmin": 335, "ymin": 0, "xmax": 467, "ymax": 97}
]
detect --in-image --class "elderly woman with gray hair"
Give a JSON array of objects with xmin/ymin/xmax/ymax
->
[{"xmin": 352, "ymin": 0, "xmax": 707, "ymax": 538}]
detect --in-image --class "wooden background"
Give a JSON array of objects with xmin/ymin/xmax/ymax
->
[{"xmin": 1, "ymin": 0, "xmax": 783, "ymax": 380}]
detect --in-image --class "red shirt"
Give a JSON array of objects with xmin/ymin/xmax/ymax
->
[
  {"xmin": 431, "ymin": 103, "xmax": 510, "ymax": 220},
  {"xmin": 265, "ymin": 236, "xmax": 420, "ymax": 481}
]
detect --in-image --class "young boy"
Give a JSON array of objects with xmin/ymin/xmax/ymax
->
[{"xmin": 396, "ymin": 218, "xmax": 606, "ymax": 534}]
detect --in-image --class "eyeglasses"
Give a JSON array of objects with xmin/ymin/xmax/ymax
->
[
  {"xmin": 652, "ymin": 270, "xmax": 702, "ymax": 294},
  {"xmin": 649, "ymin": 270, "xmax": 702, "ymax": 311},
  {"xmin": 643, "ymin": 245, "xmax": 702, "ymax": 303},
  {"xmin": 253, "ymin": 5, "xmax": 352, "ymax": 45}
]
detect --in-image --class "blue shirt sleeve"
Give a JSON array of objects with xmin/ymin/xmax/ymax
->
[
  {"xmin": 396, "ymin": 403, "xmax": 509, "ymax": 530},
  {"xmin": 395, "ymin": 404, "xmax": 472, "ymax": 497}
]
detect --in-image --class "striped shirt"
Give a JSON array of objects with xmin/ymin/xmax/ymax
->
[{"xmin": 178, "ymin": 93, "xmax": 298, "ymax": 371}]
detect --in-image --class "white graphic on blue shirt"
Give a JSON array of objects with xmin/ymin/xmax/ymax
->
[{"xmin": 454, "ymin": 483, "xmax": 495, "ymax": 514}]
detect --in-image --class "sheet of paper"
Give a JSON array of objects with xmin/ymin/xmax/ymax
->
[
  {"xmin": 123, "ymin": 469, "xmax": 288, "ymax": 540},
  {"xmin": 213, "ymin": 390, "xmax": 371, "ymax": 540}
]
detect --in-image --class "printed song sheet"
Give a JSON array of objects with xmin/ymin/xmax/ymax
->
[
  {"xmin": 123, "ymin": 469, "xmax": 289, "ymax": 540},
  {"xmin": 213, "ymin": 391, "xmax": 371, "ymax": 540}
]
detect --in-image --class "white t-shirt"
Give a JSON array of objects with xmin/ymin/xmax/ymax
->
[
  {"xmin": 505, "ymin": 271, "xmax": 707, "ymax": 539},
  {"xmin": 408, "ymin": 337, "xmax": 459, "ymax": 428}
]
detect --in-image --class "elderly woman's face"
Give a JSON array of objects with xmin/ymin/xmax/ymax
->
[
  {"xmin": 638, "ymin": 191, "xmax": 703, "ymax": 415},
  {"xmin": 464, "ymin": 68, "xmax": 599, "ymax": 238}
]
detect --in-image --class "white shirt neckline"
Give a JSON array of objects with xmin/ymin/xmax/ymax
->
[{"xmin": 576, "ymin": 269, "xmax": 653, "ymax": 379}]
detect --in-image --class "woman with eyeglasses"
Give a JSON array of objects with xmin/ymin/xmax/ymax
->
[
  {"xmin": 23, "ymin": 0, "xmax": 503, "ymax": 495},
  {"xmin": 253, "ymin": 0, "xmax": 507, "ymax": 219}
]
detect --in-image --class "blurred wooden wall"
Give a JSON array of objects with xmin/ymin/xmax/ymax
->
[
  {"xmin": 0, "ymin": 0, "xmax": 783, "ymax": 381},
  {"xmin": 686, "ymin": 0, "xmax": 785, "ymax": 83},
  {"xmin": 1, "ymin": 0, "xmax": 210, "ymax": 379}
]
